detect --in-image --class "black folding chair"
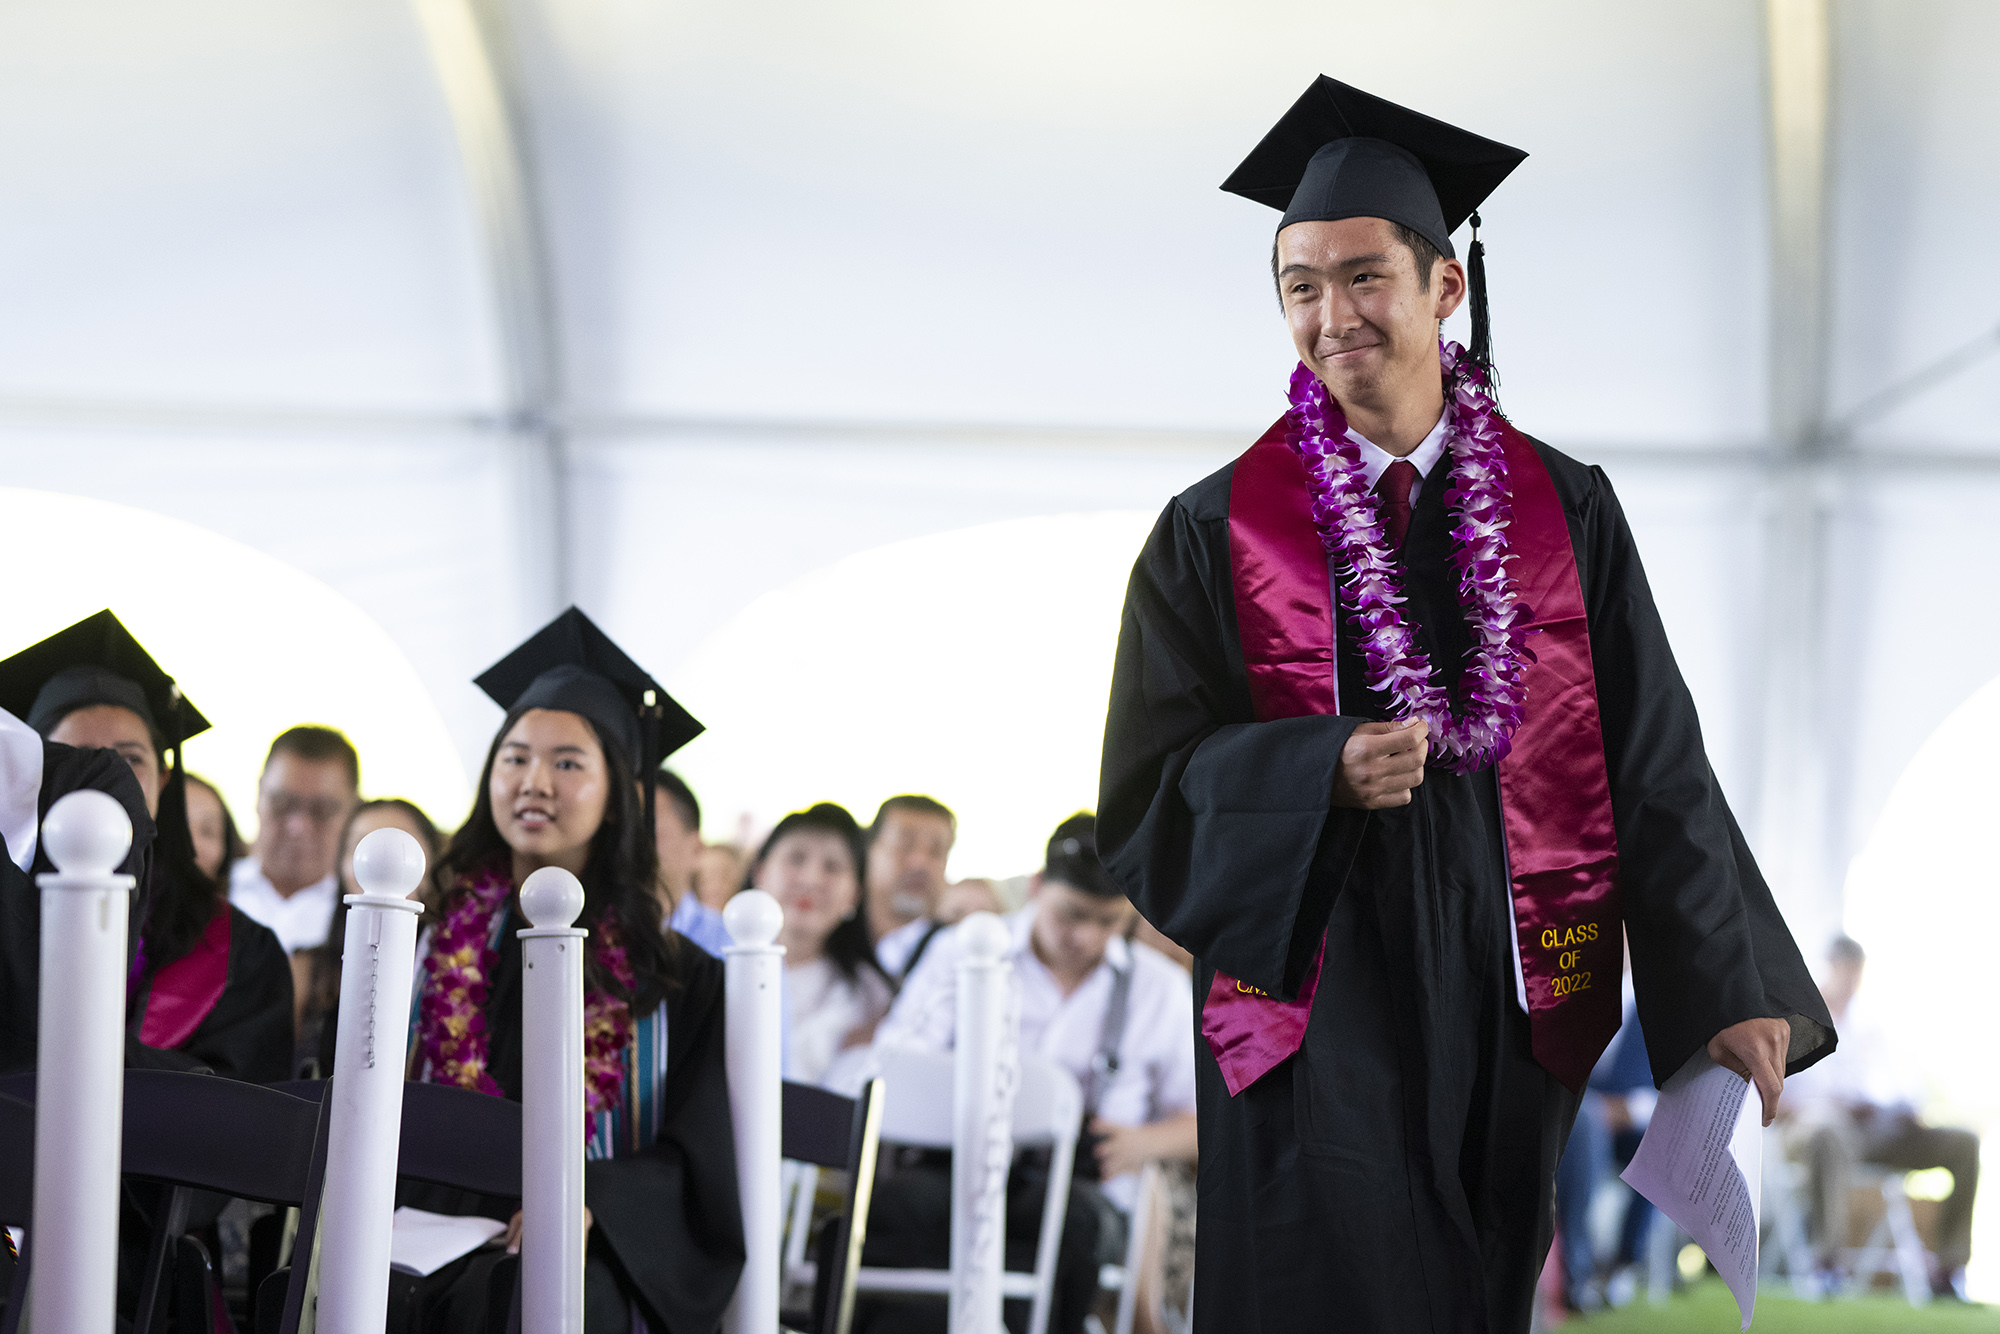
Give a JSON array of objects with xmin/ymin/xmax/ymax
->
[
  {"xmin": 0, "ymin": 1091, "xmax": 35, "ymax": 1334},
  {"xmin": 0, "ymin": 1070, "xmax": 329, "ymax": 1334},
  {"xmin": 780, "ymin": 1077, "xmax": 885, "ymax": 1334},
  {"xmin": 262, "ymin": 1079, "xmax": 525, "ymax": 1332}
]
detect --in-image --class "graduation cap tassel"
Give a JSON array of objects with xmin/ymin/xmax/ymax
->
[
  {"xmin": 1467, "ymin": 211, "xmax": 1497, "ymax": 390},
  {"xmin": 641, "ymin": 690, "xmax": 661, "ymax": 853}
]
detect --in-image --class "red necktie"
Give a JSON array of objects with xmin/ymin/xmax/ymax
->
[{"xmin": 1375, "ymin": 459, "xmax": 1419, "ymax": 551}]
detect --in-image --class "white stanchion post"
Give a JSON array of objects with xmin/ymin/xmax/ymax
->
[
  {"xmin": 314, "ymin": 827, "xmax": 428, "ymax": 1332},
  {"xmin": 951, "ymin": 912, "xmax": 1016, "ymax": 1334},
  {"xmin": 721, "ymin": 890, "xmax": 785, "ymax": 1334},
  {"xmin": 30, "ymin": 790, "xmax": 136, "ymax": 1334},
  {"xmin": 519, "ymin": 866, "xmax": 587, "ymax": 1334}
]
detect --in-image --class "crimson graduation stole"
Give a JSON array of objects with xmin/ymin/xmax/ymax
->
[{"xmin": 1200, "ymin": 416, "xmax": 1622, "ymax": 1095}]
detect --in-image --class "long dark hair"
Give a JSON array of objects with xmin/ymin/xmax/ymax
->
[
  {"xmin": 138, "ymin": 736, "xmax": 224, "ymax": 973},
  {"xmin": 303, "ymin": 799, "xmax": 445, "ymax": 1028},
  {"xmin": 751, "ymin": 803, "xmax": 889, "ymax": 990},
  {"xmin": 438, "ymin": 704, "xmax": 680, "ymax": 1014}
]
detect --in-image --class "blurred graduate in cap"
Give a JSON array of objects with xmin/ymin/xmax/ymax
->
[
  {"xmin": 0, "ymin": 611, "xmax": 292, "ymax": 1082},
  {"xmin": 1097, "ymin": 78, "xmax": 1834, "ymax": 1330},
  {"xmin": 402, "ymin": 607, "xmax": 742, "ymax": 1334}
]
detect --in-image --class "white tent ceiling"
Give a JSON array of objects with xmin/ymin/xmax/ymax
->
[{"xmin": 0, "ymin": 0, "xmax": 1994, "ymax": 927}]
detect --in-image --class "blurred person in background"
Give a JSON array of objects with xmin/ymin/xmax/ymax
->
[
  {"xmin": 294, "ymin": 797, "xmax": 443, "ymax": 1076},
  {"xmin": 0, "ymin": 611, "xmax": 291, "ymax": 1083},
  {"xmin": 651, "ymin": 768, "xmax": 731, "ymax": 956},
  {"xmin": 228, "ymin": 725, "xmax": 360, "ymax": 956},
  {"xmin": 402, "ymin": 608, "xmax": 739, "ymax": 1333},
  {"xmin": 694, "ymin": 841, "xmax": 746, "ymax": 914},
  {"xmin": 750, "ymin": 802, "xmax": 893, "ymax": 1085},
  {"xmin": 1782, "ymin": 936, "xmax": 1978, "ymax": 1297},
  {"xmin": 184, "ymin": 772, "xmax": 244, "ymax": 885},
  {"xmin": 857, "ymin": 814, "xmax": 1197, "ymax": 1334},
  {"xmin": 865, "ymin": 794, "xmax": 959, "ymax": 980},
  {"xmin": 1553, "ymin": 986, "xmax": 1655, "ymax": 1312}
]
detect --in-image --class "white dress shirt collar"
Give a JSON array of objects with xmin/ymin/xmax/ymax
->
[{"xmin": 1347, "ymin": 406, "xmax": 1452, "ymax": 498}]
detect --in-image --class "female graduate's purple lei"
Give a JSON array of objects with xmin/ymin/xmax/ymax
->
[
  {"xmin": 1286, "ymin": 339, "xmax": 1533, "ymax": 773},
  {"xmin": 418, "ymin": 861, "xmax": 633, "ymax": 1118}
]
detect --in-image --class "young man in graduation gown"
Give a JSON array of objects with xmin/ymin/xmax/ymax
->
[
  {"xmin": 1097, "ymin": 77, "xmax": 1835, "ymax": 1332},
  {"xmin": 0, "ymin": 611, "xmax": 294, "ymax": 1085}
]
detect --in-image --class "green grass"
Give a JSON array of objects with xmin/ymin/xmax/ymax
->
[{"xmin": 1571, "ymin": 1280, "xmax": 2000, "ymax": 1332}]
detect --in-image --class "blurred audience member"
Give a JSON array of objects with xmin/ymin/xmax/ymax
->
[
  {"xmin": 229, "ymin": 726, "xmax": 360, "ymax": 954},
  {"xmin": 865, "ymin": 794, "xmax": 956, "ymax": 981},
  {"xmin": 652, "ymin": 768, "xmax": 731, "ymax": 956},
  {"xmin": 751, "ymin": 803, "xmax": 893, "ymax": 1084},
  {"xmin": 1782, "ymin": 936, "xmax": 1978, "ymax": 1297},
  {"xmin": 935, "ymin": 876, "xmax": 1005, "ymax": 924},
  {"xmin": 1130, "ymin": 913, "xmax": 1191, "ymax": 973},
  {"xmin": 857, "ymin": 814, "xmax": 1197, "ymax": 1334},
  {"xmin": 694, "ymin": 841, "xmax": 746, "ymax": 914},
  {"xmin": 294, "ymin": 798, "xmax": 443, "ymax": 1076},
  {"xmin": 1554, "ymin": 993, "xmax": 1655, "ymax": 1311},
  {"xmin": 184, "ymin": 772, "xmax": 244, "ymax": 885}
]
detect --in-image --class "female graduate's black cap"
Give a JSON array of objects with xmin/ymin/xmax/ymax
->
[
  {"xmin": 0, "ymin": 609, "xmax": 210, "ymax": 749},
  {"xmin": 474, "ymin": 607, "xmax": 703, "ymax": 839},
  {"xmin": 1222, "ymin": 75, "xmax": 1527, "ymax": 376}
]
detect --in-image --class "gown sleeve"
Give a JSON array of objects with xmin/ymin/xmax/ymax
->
[
  {"xmin": 585, "ymin": 946, "xmax": 746, "ymax": 1332},
  {"xmin": 1577, "ymin": 465, "xmax": 1835, "ymax": 1085},
  {"xmin": 174, "ymin": 907, "xmax": 295, "ymax": 1083},
  {"xmin": 1099, "ymin": 491, "xmax": 1370, "ymax": 1000}
]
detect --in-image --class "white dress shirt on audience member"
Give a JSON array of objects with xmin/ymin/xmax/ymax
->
[
  {"xmin": 225, "ymin": 728, "xmax": 359, "ymax": 953},
  {"xmin": 229, "ymin": 856, "xmax": 339, "ymax": 954},
  {"xmin": 868, "ymin": 904, "xmax": 1197, "ymax": 1210}
]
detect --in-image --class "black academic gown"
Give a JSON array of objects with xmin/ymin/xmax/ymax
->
[
  {"xmin": 129, "ymin": 888, "xmax": 295, "ymax": 1084},
  {"xmin": 1099, "ymin": 439, "xmax": 1834, "ymax": 1334},
  {"xmin": 407, "ymin": 917, "xmax": 745, "ymax": 1334},
  {"xmin": 0, "ymin": 739, "xmax": 163, "ymax": 1076}
]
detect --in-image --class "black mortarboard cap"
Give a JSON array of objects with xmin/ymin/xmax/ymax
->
[
  {"xmin": 1222, "ymin": 76, "xmax": 1527, "ymax": 377},
  {"xmin": 0, "ymin": 609, "xmax": 209, "ymax": 748},
  {"xmin": 475, "ymin": 607, "xmax": 702, "ymax": 823}
]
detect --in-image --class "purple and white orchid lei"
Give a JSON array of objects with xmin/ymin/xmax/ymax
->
[{"xmin": 1286, "ymin": 339, "xmax": 1534, "ymax": 774}]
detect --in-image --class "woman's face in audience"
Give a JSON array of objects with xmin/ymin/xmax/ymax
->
[
  {"xmin": 49, "ymin": 704, "xmax": 163, "ymax": 817},
  {"xmin": 186, "ymin": 781, "xmax": 230, "ymax": 881},
  {"xmin": 339, "ymin": 805, "xmax": 435, "ymax": 897},
  {"xmin": 489, "ymin": 709, "xmax": 610, "ymax": 874},
  {"xmin": 758, "ymin": 829, "xmax": 858, "ymax": 953}
]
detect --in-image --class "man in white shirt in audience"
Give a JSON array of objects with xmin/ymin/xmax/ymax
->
[
  {"xmin": 1781, "ymin": 935, "xmax": 1980, "ymax": 1298},
  {"xmin": 857, "ymin": 813, "xmax": 1197, "ymax": 1334},
  {"xmin": 227, "ymin": 725, "xmax": 359, "ymax": 956},
  {"xmin": 865, "ymin": 794, "xmax": 960, "ymax": 981}
]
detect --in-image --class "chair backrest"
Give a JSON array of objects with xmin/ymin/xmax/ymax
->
[
  {"xmin": 782, "ymin": 1081, "xmax": 860, "ymax": 1170},
  {"xmin": 263, "ymin": 1078, "xmax": 524, "ymax": 1197},
  {"xmin": 395, "ymin": 1080, "xmax": 524, "ymax": 1197},
  {"xmin": 0, "ymin": 1094, "xmax": 32, "ymax": 1226},
  {"xmin": 120, "ymin": 1070, "xmax": 324, "ymax": 1204},
  {"xmin": 874, "ymin": 1048, "xmax": 1082, "ymax": 1150}
]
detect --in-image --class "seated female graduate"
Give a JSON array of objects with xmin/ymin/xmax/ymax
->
[
  {"xmin": 402, "ymin": 608, "xmax": 743, "ymax": 1334},
  {"xmin": 751, "ymin": 803, "xmax": 894, "ymax": 1086},
  {"xmin": 0, "ymin": 610, "xmax": 292, "ymax": 1083}
]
